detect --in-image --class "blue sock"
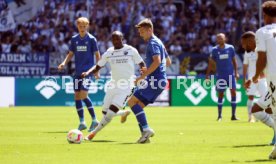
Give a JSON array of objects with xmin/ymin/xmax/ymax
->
[
  {"xmin": 231, "ymin": 96, "xmax": 236, "ymax": 117},
  {"xmin": 138, "ymin": 123, "xmax": 143, "ymax": 133},
  {"xmin": 218, "ymin": 97, "xmax": 223, "ymax": 118},
  {"xmin": 131, "ymin": 104, "xmax": 149, "ymax": 130},
  {"xmin": 83, "ymin": 97, "xmax": 96, "ymax": 120},
  {"xmin": 75, "ymin": 100, "xmax": 84, "ymax": 123}
]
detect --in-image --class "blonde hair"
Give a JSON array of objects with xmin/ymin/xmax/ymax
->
[{"xmin": 76, "ymin": 17, "xmax": 89, "ymax": 25}]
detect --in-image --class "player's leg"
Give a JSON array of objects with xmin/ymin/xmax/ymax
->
[
  {"xmin": 74, "ymin": 77, "xmax": 87, "ymax": 130},
  {"xmin": 217, "ymin": 91, "xmax": 224, "ymax": 121},
  {"xmin": 253, "ymin": 88, "xmax": 276, "ymax": 146},
  {"xmin": 78, "ymin": 77, "xmax": 98, "ymax": 132},
  {"xmin": 228, "ymin": 75, "xmax": 238, "ymax": 120},
  {"xmin": 230, "ymin": 89, "xmax": 238, "ymax": 120},
  {"xmin": 265, "ymin": 108, "xmax": 276, "ymax": 145},
  {"xmin": 128, "ymin": 94, "xmax": 154, "ymax": 143},
  {"xmin": 247, "ymin": 95, "xmax": 255, "ymax": 122},
  {"xmin": 268, "ymin": 78, "xmax": 276, "ymax": 159},
  {"xmin": 86, "ymin": 104, "xmax": 119, "ymax": 140},
  {"xmin": 80, "ymin": 90, "xmax": 98, "ymax": 132},
  {"xmin": 86, "ymin": 91, "xmax": 131, "ymax": 140}
]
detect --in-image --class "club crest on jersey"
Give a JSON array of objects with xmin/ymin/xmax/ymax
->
[
  {"xmin": 85, "ymin": 41, "xmax": 88, "ymax": 44},
  {"xmin": 273, "ymin": 32, "xmax": 276, "ymax": 38},
  {"xmin": 76, "ymin": 41, "xmax": 78, "ymax": 45},
  {"xmin": 124, "ymin": 51, "xmax": 128, "ymax": 55}
]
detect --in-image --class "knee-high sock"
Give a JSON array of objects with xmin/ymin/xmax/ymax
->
[
  {"xmin": 131, "ymin": 104, "xmax": 149, "ymax": 131},
  {"xmin": 247, "ymin": 99, "xmax": 254, "ymax": 117},
  {"xmin": 93, "ymin": 109, "xmax": 116, "ymax": 134},
  {"xmin": 83, "ymin": 97, "xmax": 96, "ymax": 120},
  {"xmin": 253, "ymin": 111, "xmax": 275, "ymax": 129},
  {"xmin": 218, "ymin": 97, "xmax": 223, "ymax": 118},
  {"xmin": 75, "ymin": 100, "xmax": 84, "ymax": 123},
  {"xmin": 231, "ymin": 96, "xmax": 236, "ymax": 117}
]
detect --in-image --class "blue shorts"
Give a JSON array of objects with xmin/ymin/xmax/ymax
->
[
  {"xmin": 73, "ymin": 75, "xmax": 93, "ymax": 92},
  {"xmin": 216, "ymin": 75, "xmax": 236, "ymax": 92},
  {"xmin": 133, "ymin": 78, "xmax": 167, "ymax": 106}
]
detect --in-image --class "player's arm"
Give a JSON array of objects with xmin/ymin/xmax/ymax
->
[
  {"xmin": 232, "ymin": 57, "xmax": 239, "ymax": 79},
  {"xmin": 137, "ymin": 55, "xmax": 161, "ymax": 82},
  {"xmin": 58, "ymin": 51, "xmax": 73, "ymax": 71},
  {"xmin": 95, "ymin": 51, "xmax": 101, "ymax": 63},
  {"xmin": 243, "ymin": 64, "xmax": 248, "ymax": 83},
  {"xmin": 253, "ymin": 30, "xmax": 266, "ymax": 83},
  {"xmin": 253, "ymin": 51, "xmax": 267, "ymax": 82},
  {"xmin": 166, "ymin": 55, "xmax": 171, "ymax": 67},
  {"xmin": 81, "ymin": 65, "xmax": 102, "ymax": 78},
  {"xmin": 206, "ymin": 57, "xmax": 215, "ymax": 80}
]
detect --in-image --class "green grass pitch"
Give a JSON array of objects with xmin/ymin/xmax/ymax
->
[{"xmin": 0, "ymin": 106, "xmax": 275, "ymax": 164}]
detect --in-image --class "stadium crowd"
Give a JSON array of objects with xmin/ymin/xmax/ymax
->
[{"xmin": 0, "ymin": 0, "xmax": 260, "ymax": 74}]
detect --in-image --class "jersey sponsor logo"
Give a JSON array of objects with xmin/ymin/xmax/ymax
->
[
  {"xmin": 76, "ymin": 46, "xmax": 87, "ymax": 52},
  {"xmin": 219, "ymin": 54, "xmax": 229, "ymax": 60}
]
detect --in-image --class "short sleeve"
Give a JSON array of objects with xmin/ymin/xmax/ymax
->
[
  {"xmin": 243, "ymin": 53, "xmax": 249, "ymax": 65},
  {"xmin": 97, "ymin": 52, "xmax": 108, "ymax": 67},
  {"xmin": 256, "ymin": 29, "xmax": 266, "ymax": 52},
  {"xmin": 91, "ymin": 37, "xmax": 99, "ymax": 53},
  {"xmin": 132, "ymin": 47, "xmax": 143, "ymax": 64},
  {"xmin": 148, "ymin": 43, "xmax": 161, "ymax": 57},
  {"xmin": 69, "ymin": 38, "xmax": 74, "ymax": 52},
  {"xmin": 231, "ymin": 46, "xmax": 236, "ymax": 58}
]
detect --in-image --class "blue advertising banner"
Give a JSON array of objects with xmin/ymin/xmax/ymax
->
[
  {"xmin": 15, "ymin": 76, "xmax": 107, "ymax": 106},
  {"xmin": 0, "ymin": 53, "xmax": 49, "ymax": 76}
]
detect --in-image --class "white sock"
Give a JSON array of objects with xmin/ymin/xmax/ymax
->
[
  {"xmin": 93, "ymin": 109, "xmax": 116, "ymax": 134},
  {"xmin": 247, "ymin": 99, "xmax": 254, "ymax": 117},
  {"xmin": 253, "ymin": 111, "xmax": 275, "ymax": 128},
  {"xmin": 115, "ymin": 110, "xmax": 127, "ymax": 116}
]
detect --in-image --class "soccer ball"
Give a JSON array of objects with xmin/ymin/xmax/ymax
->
[{"xmin": 67, "ymin": 129, "xmax": 83, "ymax": 144}]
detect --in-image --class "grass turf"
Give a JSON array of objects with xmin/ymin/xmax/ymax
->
[{"xmin": 0, "ymin": 106, "xmax": 275, "ymax": 164}]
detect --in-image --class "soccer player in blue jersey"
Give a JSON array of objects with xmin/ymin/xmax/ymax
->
[
  {"xmin": 58, "ymin": 17, "xmax": 100, "ymax": 132},
  {"xmin": 127, "ymin": 18, "xmax": 171, "ymax": 143},
  {"xmin": 206, "ymin": 33, "xmax": 239, "ymax": 121}
]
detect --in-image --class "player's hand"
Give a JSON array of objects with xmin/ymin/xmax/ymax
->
[
  {"xmin": 244, "ymin": 80, "xmax": 251, "ymax": 89},
  {"xmin": 81, "ymin": 72, "xmax": 89, "ymax": 78},
  {"xmin": 205, "ymin": 75, "xmax": 210, "ymax": 84},
  {"xmin": 135, "ymin": 76, "xmax": 146, "ymax": 86},
  {"xmin": 235, "ymin": 73, "xmax": 240, "ymax": 80},
  {"xmin": 58, "ymin": 63, "xmax": 65, "ymax": 71},
  {"xmin": 140, "ymin": 67, "xmax": 147, "ymax": 75},
  {"xmin": 252, "ymin": 75, "xmax": 258, "ymax": 83},
  {"xmin": 94, "ymin": 71, "xmax": 100, "ymax": 79}
]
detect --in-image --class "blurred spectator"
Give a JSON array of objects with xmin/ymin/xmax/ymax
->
[{"xmin": 0, "ymin": 0, "xmax": 261, "ymax": 75}]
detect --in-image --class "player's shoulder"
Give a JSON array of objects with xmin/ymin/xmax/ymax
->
[
  {"xmin": 124, "ymin": 44, "xmax": 138, "ymax": 52},
  {"xmin": 104, "ymin": 47, "xmax": 114, "ymax": 55},
  {"xmin": 149, "ymin": 35, "xmax": 162, "ymax": 46},
  {"xmin": 225, "ymin": 44, "xmax": 234, "ymax": 49},
  {"xmin": 86, "ymin": 33, "xmax": 97, "ymax": 40},
  {"xmin": 71, "ymin": 34, "xmax": 79, "ymax": 40}
]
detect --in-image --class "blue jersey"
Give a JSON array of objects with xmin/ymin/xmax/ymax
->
[
  {"xmin": 210, "ymin": 44, "xmax": 235, "ymax": 77},
  {"xmin": 69, "ymin": 33, "xmax": 99, "ymax": 76},
  {"xmin": 145, "ymin": 35, "xmax": 167, "ymax": 79}
]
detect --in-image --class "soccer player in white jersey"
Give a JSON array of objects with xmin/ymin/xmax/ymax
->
[
  {"xmin": 241, "ymin": 31, "xmax": 275, "ymax": 145},
  {"xmin": 251, "ymin": 1, "xmax": 276, "ymax": 159},
  {"xmin": 242, "ymin": 31, "xmax": 269, "ymax": 122},
  {"xmin": 82, "ymin": 31, "xmax": 146, "ymax": 141}
]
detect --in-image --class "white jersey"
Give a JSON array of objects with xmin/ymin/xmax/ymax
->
[
  {"xmin": 243, "ymin": 51, "xmax": 257, "ymax": 79},
  {"xmin": 256, "ymin": 23, "xmax": 276, "ymax": 77},
  {"xmin": 98, "ymin": 44, "xmax": 143, "ymax": 82}
]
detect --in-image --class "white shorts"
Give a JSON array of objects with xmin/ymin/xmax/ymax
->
[
  {"xmin": 246, "ymin": 78, "xmax": 267, "ymax": 96},
  {"xmin": 102, "ymin": 85, "xmax": 132, "ymax": 112},
  {"xmin": 256, "ymin": 76, "xmax": 276, "ymax": 111}
]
